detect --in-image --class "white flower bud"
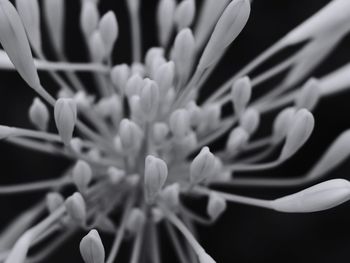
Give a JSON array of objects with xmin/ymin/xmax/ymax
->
[
  {"xmin": 200, "ymin": 104, "xmax": 221, "ymax": 131},
  {"xmin": 272, "ymin": 107, "xmax": 296, "ymax": 143},
  {"xmin": 174, "ymin": 131, "xmax": 197, "ymax": 155},
  {"xmin": 54, "ymin": 98, "xmax": 77, "ymax": 145},
  {"xmin": 29, "ymin": 98, "xmax": 49, "ymax": 131},
  {"xmin": 152, "ymin": 122, "xmax": 169, "ymax": 145},
  {"xmin": 207, "ymin": 193, "xmax": 227, "ymax": 220},
  {"xmin": 74, "ymin": 91, "xmax": 94, "ymax": 109},
  {"xmin": 157, "ymin": 0, "xmax": 176, "ymax": 46},
  {"xmin": 80, "ymin": 1, "xmax": 99, "ymax": 37},
  {"xmin": 280, "ymin": 109, "xmax": 314, "ymax": 160},
  {"xmin": 154, "ymin": 61, "xmax": 175, "ymax": 95},
  {"xmin": 152, "ymin": 208, "xmax": 164, "ymax": 223},
  {"xmin": 198, "ymin": 0, "xmax": 250, "ymax": 69},
  {"xmin": 160, "ymin": 183, "xmax": 180, "ymax": 209},
  {"xmin": 119, "ymin": 119, "xmax": 143, "ymax": 153},
  {"xmin": 111, "ymin": 64, "xmax": 130, "ymax": 91},
  {"xmin": 139, "ymin": 79, "xmax": 160, "ymax": 121},
  {"xmin": 169, "ymin": 109, "xmax": 191, "ymax": 138},
  {"xmin": 72, "ymin": 160, "xmax": 92, "ymax": 193},
  {"xmin": 131, "ymin": 62, "xmax": 145, "ymax": 77},
  {"xmin": 107, "ymin": 166, "xmax": 125, "ymax": 184},
  {"xmin": 70, "ymin": 137, "xmax": 83, "ymax": 153},
  {"xmin": 295, "ymin": 78, "xmax": 320, "ymax": 110},
  {"xmin": 144, "ymin": 155, "xmax": 168, "ymax": 203},
  {"xmin": 226, "ymin": 127, "xmax": 249, "ymax": 155},
  {"xmin": 89, "ymin": 31, "xmax": 106, "ymax": 62},
  {"xmin": 125, "ymin": 74, "xmax": 143, "ymax": 98},
  {"xmin": 198, "ymin": 252, "xmax": 216, "ymax": 263},
  {"xmin": 46, "ymin": 192, "xmax": 64, "ymax": 213},
  {"xmin": 79, "ymin": 229, "xmax": 105, "ymax": 263},
  {"xmin": 15, "ymin": 0, "xmax": 41, "ymax": 53},
  {"xmin": 174, "ymin": 0, "xmax": 195, "ymax": 31},
  {"xmin": 186, "ymin": 101, "xmax": 203, "ymax": 128},
  {"xmin": 190, "ymin": 147, "xmax": 217, "ymax": 184},
  {"xmin": 126, "ymin": 208, "xmax": 146, "ymax": 234},
  {"xmin": 98, "ymin": 11, "xmax": 118, "ymax": 55},
  {"xmin": 272, "ymin": 179, "xmax": 350, "ymax": 213},
  {"xmin": 231, "ymin": 76, "xmax": 252, "ymax": 116},
  {"xmin": 65, "ymin": 192, "xmax": 86, "ymax": 224},
  {"xmin": 95, "ymin": 95, "xmax": 122, "ymax": 125},
  {"xmin": 239, "ymin": 108, "xmax": 260, "ymax": 135}
]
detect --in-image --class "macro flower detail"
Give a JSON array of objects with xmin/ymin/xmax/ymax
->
[{"xmin": 0, "ymin": 0, "xmax": 350, "ymax": 262}]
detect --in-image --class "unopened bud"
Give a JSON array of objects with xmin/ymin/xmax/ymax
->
[
  {"xmin": 160, "ymin": 183, "xmax": 180, "ymax": 209},
  {"xmin": 152, "ymin": 122, "xmax": 169, "ymax": 144},
  {"xmin": 174, "ymin": 0, "xmax": 195, "ymax": 31},
  {"xmin": 54, "ymin": 98, "xmax": 77, "ymax": 145},
  {"xmin": 89, "ymin": 31, "xmax": 106, "ymax": 62},
  {"xmin": 198, "ymin": 252, "xmax": 216, "ymax": 263},
  {"xmin": 200, "ymin": 104, "xmax": 221, "ymax": 131},
  {"xmin": 272, "ymin": 107, "xmax": 296, "ymax": 143},
  {"xmin": 231, "ymin": 76, "xmax": 252, "ymax": 116},
  {"xmin": 295, "ymin": 78, "xmax": 320, "ymax": 110},
  {"xmin": 29, "ymin": 98, "xmax": 49, "ymax": 131},
  {"xmin": 119, "ymin": 119, "xmax": 143, "ymax": 153},
  {"xmin": 94, "ymin": 215, "xmax": 116, "ymax": 233},
  {"xmin": 145, "ymin": 155, "xmax": 168, "ymax": 203},
  {"xmin": 111, "ymin": 64, "xmax": 130, "ymax": 91},
  {"xmin": 46, "ymin": 192, "xmax": 64, "ymax": 213},
  {"xmin": 157, "ymin": 0, "xmax": 176, "ymax": 46},
  {"xmin": 79, "ymin": 229, "xmax": 105, "ymax": 263},
  {"xmin": 280, "ymin": 109, "xmax": 314, "ymax": 160},
  {"xmin": 207, "ymin": 193, "xmax": 227, "ymax": 220},
  {"xmin": 131, "ymin": 62, "xmax": 145, "ymax": 77},
  {"xmin": 190, "ymin": 147, "xmax": 217, "ymax": 184},
  {"xmin": 126, "ymin": 208, "xmax": 146, "ymax": 234},
  {"xmin": 152, "ymin": 208, "xmax": 164, "ymax": 223},
  {"xmin": 107, "ymin": 167, "xmax": 125, "ymax": 184},
  {"xmin": 80, "ymin": 1, "xmax": 99, "ymax": 37},
  {"xmin": 145, "ymin": 48, "xmax": 165, "ymax": 70},
  {"xmin": 139, "ymin": 79, "xmax": 160, "ymax": 121},
  {"xmin": 125, "ymin": 74, "xmax": 143, "ymax": 98},
  {"xmin": 226, "ymin": 127, "xmax": 249, "ymax": 155},
  {"xmin": 65, "ymin": 192, "xmax": 86, "ymax": 224},
  {"xmin": 240, "ymin": 108, "xmax": 260, "ymax": 135},
  {"xmin": 169, "ymin": 109, "xmax": 191, "ymax": 138},
  {"xmin": 98, "ymin": 11, "xmax": 118, "ymax": 55},
  {"xmin": 154, "ymin": 61, "xmax": 175, "ymax": 95},
  {"xmin": 272, "ymin": 179, "xmax": 350, "ymax": 213},
  {"xmin": 72, "ymin": 160, "xmax": 92, "ymax": 193},
  {"xmin": 70, "ymin": 137, "xmax": 83, "ymax": 153}
]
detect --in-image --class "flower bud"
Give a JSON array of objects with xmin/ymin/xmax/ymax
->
[
  {"xmin": 125, "ymin": 74, "xmax": 143, "ymax": 98},
  {"xmin": 152, "ymin": 122, "xmax": 169, "ymax": 144},
  {"xmin": 107, "ymin": 167, "xmax": 125, "ymax": 184},
  {"xmin": 198, "ymin": 252, "xmax": 216, "ymax": 263},
  {"xmin": 145, "ymin": 47, "xmax": 164, "ymax": 69},
  {"xmin": 98, "ymin": 11, "xmax": 118, "ymax": 55},
  {"xmin": 94, "ymin": 214, "xmax": 116, "ymax": 233},
  {"xmin": 144, "ymin": 155, "xmax": 168, "ymax": 203},
  {"xmin": 139, "ymin": 79, "xmax": 160, "ymax": 121},
  {"xmin": 72, "ymin": 160, "xmax": 92, "ymax": 193},
  {"xmin": 226, "ymin": 127, "xmax": 249, "ymax": 155},
  {"xmin": 198, "ymin": 0, "xmax": 251, "ymax": 69},
  {"xmin": 174, "ymin": 0, "xmax": 195, "ymax": 31},
  {"xmin": 152, "ymin": 208, "xmax": 164, "ymax": 223},
  {"xmin": 119, "ymin": 119, "xmax": 143, "ymax": 153},
  {"xmin": 280, "ymin": 109, "xmax": 314, "ymax": 160},
  {"xmin": 272, "ymin": 179, "xmax": 350, "ymax": 213},
  {"xmin": 29, "ymin": 98, "xmax": 49, "ymax": 131},
  {"xmin": 207, "ymin": 193, "xmax": 227, "ymax": 220},
  {"xmin": 231, "ymin": 76, "xmax": 252, "ymax": 116},
  {"xmin": 169, "ymin": 109, "xmax": 191, "ymax": 138},
  {"xmin": 54, "ymin": 98, "xmax": 77, "ymax": 145},
  {"xmin": 200, "ymin": 104, "xmax": 221, "ymax": 131},
  {"xmin": 126, "ymin": 208, "xmax": 146, "ymax": 234},
  {"xmin": 239, "ymin": 108, "xmax": 260, "ymax": 135},
  {"xmin": 74, "ymin": 91, "xmax": 94, "ymax": 109},
  {"xmin": 43, "ymin": 0, "xmax": 65, "ymax": 53},
  {"xmin": 111, "ymin": 64, "xmax": 130, "ymax": 91},
  {"xmin": 154, "ymin": 61, "xmax": 175, "ymax": 95},
  {"xmin": 186, "ymin": 101, "xmax": 203, "ymax": 128},
  {"xmin": 80, "ymin": 1, "xmax": 99, "ymax": 37},
  {"xmin": 95, "ymin": 95, "xmax": 122, "ymax": 125},
  {"xmin": 160, "ymin": 183, "xmax": 180, "ymax": 209},
  {"xmin": 79, "ymin": 229, "xmax": 105, "ymax": 263},
  {"xmin": 295, "ymin": 78, "xmax": 320, "ymax": 110},
  {"xmin": 89, "ymin": 31, "xmax": 106, "ymax": 62},
  {"xmin": 131, "ymin": 62, "xmax": 145, "ymax": 77},
  {"xmin": 65, "ymin": 192, "xmax": 86, "ymax": 224},
  {"xmin": 157, "ymin": 0, "xmax": 176, "ymax": 46},
  {"xmin": 46, "ymin": 192, "xmax": 64, "ymax": 213},
  {"xmin": 190, "ymin": 147, "xmax": 217, "ymax": 184},
  {"xmin": 272, "ymin": 107, "xmax": 296, "ymax": 143},
  {"xmin": 70, "ymin": 137, "xmax": 83, "ymax": 153}
]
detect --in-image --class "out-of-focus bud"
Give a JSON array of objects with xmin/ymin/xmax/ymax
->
[
  {"xmin": 119, "ymin": 119, "xmax": 143, "ymax": 153},
  {"xmin": 111, "ymin": 64, "xmax": 130, "ymax": 92},
  {"xmin": 174, "ymin": 131, "xmax": 197, "ymax": 155},
  {"xmin": 98, "ymin": 11, "xmax": 118, "ymax": 55},
  {"xmin": 144, "ymin": 155, "xmax": 168, "ymax": 203},
  {"xmin": 70, "ymin": 137, "xmax": 83, "ymax": 153},
  {"xmin": 152, "ymin": 208, "xmax": 164, "ymax": 223},
  {"xmin": 152, "ymin": 122, "xmax": 169, "ymax": 144},
  {"xmin": 198, "ymin": 252, "xmax": 216, "ymax": 263},
  {"xmin": 154, "ymin": 61, "xmax": 175, "ymax": 95},
  {"xmin": 157, "ymin": 0, "xmax": 176, "ymax": 46},
  {"xmin": 239, "ymin": 108, "xmax": 260, "ymax": 135},
  {"xmin": 174, "ymin": 0, "xmax": 195, "ymax": 31},
  {"xmin": 272, "ymin": 179, "xmax": 350, "ymax": 213},
  {"xmin": 80, "ymin": 1, "xmax": 99, "ymax": 37},
  {"xmin": 295, "ymin": 78, "xmax": 320, "ymax": 110},
  {"xmin": 190, "ymin": 147, "xmax": 217, "ymax": 184},
  {"xmin": 46, "ymin": 192, "xmax": 64, "ymax": 213},
  {"xmin": 280, "ymin": 109, "xmax": 314, "ymax": 160},
  {"xmin": 29, "ymin": 98, "xmax": 49, "ymax": 131},
  {"xmin": 186, "ymin": 101, "xmax": 203, "ymax": 128},
  {"xmin": 145, "ymin": 47, "xmax": 164, "ymax": 70},
  {"xmin": 54, "ymin": 98, "xmax": 77, "ymax": 145},
  {"xmin": 74, "ymin": 91, "xmax": 94, "ymax": 109},
  {"xmin": 161, "ymin": 88, "xmax": 176, "ymax": 115},
  {"xmin": 139, "ymin": 79, "xmax": 160, "ymax": 121},
  {"xmin": 200, "ymin": 103, "xmax": 221, "ymax": 131},
  {"xmin": 72, "ymin": 160, "xmax": 92, "ymax": 193},
  {"xmin": 231, "ymin": 76, "xmax": 252, "ymax": 116},
  {"xmin": 95, "ymin": 95, "xmax": 122, "ymax": 125},
  {"xmin": 207, "ymin": 193, "xmax": 227, "ymax": 220},
  {"xmin": 126, "ymin": 208, "xmax": 146, "ymax": 234},
  {"xmin": 125, "ymin": 74, "xmax": 143, "ymax": 98},
  {"xmin": 272, "ymin": 107, "xmax": 296, "ymax": 143},
  {"xmin": 15, "ymin": 0, "xmax": 41, "ymax": 53},
  {"xmin": 107, "ymin": 166, "xmax": 125, "ymax": 184},
  {"xmin": 160, "ymin": 183, "xmax": 180, "ymax": 209},
  {"xmin": 79, "ymin": 229, "xmax": 105, "ymax": 263},
  {"xmin": 169, "ymin": 109, "xmax": 191, "ymax": 138},
  {"xmin": 89, "ymin": 31, "xmax": 106, "ymax": 62},
  {"xmin": 226, "ymin": 127, "xmax": 249, "ymax": 155},
  {"xmin": 65, "ymin": 192, "xmax": 86, "ymax": 225},
  {"xmin": 198, "ymin": 0, "xmax": 250, "ymax": 70}
]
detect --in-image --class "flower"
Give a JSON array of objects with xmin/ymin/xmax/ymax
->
[{"xmin": 0, "ymin": 0, "xmax": 350, "ymax": 262}]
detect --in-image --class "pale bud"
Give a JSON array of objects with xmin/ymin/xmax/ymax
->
[
  {"xmin": 152, "ymin": 208, "xmax": 164, "ymax": 223},
  {"xmin": 144, "ymin": 155, "xmax": 168, "ymax": 203},
  {"xmin": 126, "ymin": 208, "xmax": 146, "ymax": 234},
  {"xmin": 74, "ymin": 91, "xmax": 94, "ymax": 109},
  {"xmin": 226, "ymin": 127, "xmax": 249, "ymax": 155},
  {"xmin": 65, "ymin": 192, "xmax": 86, "ymax": 224},
  {"xmin": 111, "ymin": 64, "xmax": 130, "ymax": 91},
  {"xmin": 190, "ymin": 147, "xmax": 217, "ymax": 184},
  {"xmin": 89, "ymin": 31, "xmax": 106, "ymax": 62},
  {"xmin": 119, "ymin": 119, "xmax": 143, "ymax": 153},
  {"xmin": 46, "ymin": 192, "xmax": 64, "ymax": 213},
  {"xmin": 129, "ymin": 95, "xmax": 144, "ymax": 122},
  {"xmin": 207, "ymin": 193, "xmax": 227, "ymax": 221},
  {"xmin": 157, "ymin": 0, "xmax": 176, "ymax": 46},
  {"xmin": 272, "ymin": 179, "xmax": 350, "ymax": 213},
  {"xmin": 169, "ymin": 109, "xmax": 191, "ymax": 138},
  {"xmin": 160, "ymin": 183, "xmax": 180, "ymax": 209},
  {"xmin": 98, "ymin": 11, "xmax": 118, "ymax": 54},
  {"xmin": 54, "ymin": 98, "xmax": 77, "ymax": 145},
  {"xmin": 125, "ymin": 74, "xmax": 143, "ymax": 98},
  {"xmin": 272, "ymin": 107, "xmax": 296, "ymax": 143},
  {"xmin": 79, "ymin": 229, "xmax": 105, "ymax": 263},
  {"xmin": 152, "ymin": 122, "xmax": 169, "ymax": 144},
  {"xmin": 70, "ymin": 137, "xmax": 83, "ymax": 153},
  {"xmin": 239, "ymin": 108, "xmax": 260, "ymax": 135},
  {"xmin": 107, "ymin": 167, "xmax": 125, "ymax": 184},
  {"xmin": 145, "ymin": 47, "xmax": 164, "ymax": 69},
  {"xmin": 94, "ymin": 215, "xmax": 116, "ymax": 233},
  {"xmin": 139, "ymin": 79, "xmax": 160, "ymax": 121},
  {"xmin": 174, "ymin": 0, "xmax": 195, "ymax": 31},
  {"xmin": 295, "ymin": 78, "xmax": 320, "ymax": 110},
  {"xmin": 80, "ymin": 1, "xmax": 99, "ymax": 37},
  {"xmin": 186, "ymin": 101, "xmax": 203, "ymax": 128},
  {"xmin": 280, "ymin": 109, "xmax": 314, "ymax": 160},
  {"xmin": 72, "ymin": 160, "xmax": 92, "ymax": 193},
  {"xmin": 231, "ymin": 76, "xmax": 252, "ymax": 116},
  {"xmin": 29, "ymin": 98, "xmax": 49, "ymax": 131}
]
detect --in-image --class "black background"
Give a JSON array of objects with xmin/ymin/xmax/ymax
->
[{"xmin": 1, "ymin": 0, "xmax": 350, "ymax": 262}]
